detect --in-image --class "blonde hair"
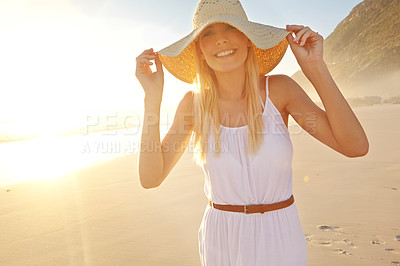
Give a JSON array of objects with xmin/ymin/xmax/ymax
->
[{"xmin": 191, "ymin": 39, "xmax": 265, "ymax": 166}]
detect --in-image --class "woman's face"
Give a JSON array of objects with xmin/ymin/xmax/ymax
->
[{"xmin": 197, "ymin": 23, "xmax": 251, "ymax": 74}]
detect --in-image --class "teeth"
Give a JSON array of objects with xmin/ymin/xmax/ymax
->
[{"xmin": 216, "ymin": 49, "xmax": 235, "ymax": 57}]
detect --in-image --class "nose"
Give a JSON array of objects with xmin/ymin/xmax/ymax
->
[
  {"xmin": 216, "ymin": 38, "xmax": 228, "ymax": 45},
  {"xmin": 215, "ymin": 32, "xmax": 228, "ymax": 45}
]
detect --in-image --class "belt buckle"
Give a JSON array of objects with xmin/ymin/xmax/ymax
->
[{"xmin": 244, "ymin": 204, "xmax": 253, "ymax": 214}]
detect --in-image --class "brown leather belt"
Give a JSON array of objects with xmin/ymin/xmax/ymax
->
[{"xmin": 208, "ymin": 195, "xmax": 294, "ymax": 214}]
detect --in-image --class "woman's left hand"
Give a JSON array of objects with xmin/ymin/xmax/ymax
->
[{"xmin": 285, "ymin": 25, "xmax": 324, "ymax": 68}]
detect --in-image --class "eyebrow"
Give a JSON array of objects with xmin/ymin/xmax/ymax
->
[{"xmin": 204, "ymin": 24, "xmax": 231, "ymax": 30}]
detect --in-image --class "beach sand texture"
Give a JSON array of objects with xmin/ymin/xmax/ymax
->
[{"xmin": 0, "ymin": 104, "xmax": 399, "ymax": 265}]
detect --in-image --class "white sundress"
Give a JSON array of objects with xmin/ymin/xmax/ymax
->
[{"xmin": 198, "ymin": 75, "xmax": 307, "ymax": 266}]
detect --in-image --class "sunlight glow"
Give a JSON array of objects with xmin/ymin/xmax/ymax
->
[
  {"xmin": 0, "ymin": 0, "xmax": 139, "ymax": 137},
  {"xmin": 0, "ymin": 0, "xmax": 299, "ymax": 185}
]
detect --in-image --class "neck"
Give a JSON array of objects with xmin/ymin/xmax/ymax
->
[{"xmin": 214, "ymin": 66, "xmax": 246, "ymax": 102}]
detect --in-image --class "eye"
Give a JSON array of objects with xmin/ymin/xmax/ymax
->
[
  {"xmin": 200, "ymin": 25, "xmax": 235, "ymax": 38},
  {"xmin": 201, "ymin": 30, "xmax": 214, "ymax": 38}
]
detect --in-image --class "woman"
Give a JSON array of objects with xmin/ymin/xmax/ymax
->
[{"xmin": 136, "ymin": 0, "xmax": 369, "ymax": 265}]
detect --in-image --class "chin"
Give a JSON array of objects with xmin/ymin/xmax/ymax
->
[
  {"xmin": 207, "ymin": 57, "xmax": 247, "ymax": 74},
  {"xmin": 213, "ymin": 64, "xmax": 245, "ymax": 74}
]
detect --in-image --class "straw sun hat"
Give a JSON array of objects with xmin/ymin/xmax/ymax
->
[{"xmin": 157, "ymin": 0, "xmax": 292, "ymax": 84}]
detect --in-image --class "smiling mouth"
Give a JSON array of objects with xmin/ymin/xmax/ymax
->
[{"xmin": 215, "ymin": 49, "xmax": 237, "ymax": 58}]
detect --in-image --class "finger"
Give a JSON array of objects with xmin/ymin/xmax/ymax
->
[
  {"xmin": 154, "ymin": 53, "xmax": 164, "ymax": 73},
  {"xmin": 293, "ymin": 27, "xmax": 309, "ymax": 43},
  {"xmin": 299, "ymin": 30, "xmax": 312, "ymax": 46},
  {"xmin": 137, "ymin": 54, "xmax": 157, "ymax": 61},
  {"xmin": 137, "ymin": 58, "xmax": 153, "ymax": 66},
  {"xmin": 286, "ymin": 31, "xmax": 296, "ymax": 45},
  {"xmin": 286, "ymin": 24, "xmax": 304, "ymax": 32},
  {"xmin": 139, "ymin": 48, "xmax": 156, "ymax": 57},
  {"xmin": 136, "ymin": 53, "xmax": 156, "ymax": 62},
  {"xmin": 286, "ymin": 32, "xmax": 299, "ymax": 50},
  {"xmin": 136, "ymin": 57, "xmax": 151, "ymax": 64}
]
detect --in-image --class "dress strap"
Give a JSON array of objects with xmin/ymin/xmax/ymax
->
[
  {"xmin": 259, "ymin": 75, "xmax": 270, "ymax": 109},
  {"xmin": 259, "ymin": 96, "xmax": 265, "ymax": 109}
]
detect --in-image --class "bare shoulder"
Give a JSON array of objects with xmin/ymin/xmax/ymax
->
[
  {"xmin": 181, "ymin": 90, "xmax": 194, "ymax": 108},
  {"xmin": 179, "ymin": 90, "xmax": 194, "ymax": 115},
  {"xmin": 267, "ymin": 74, "xmax": 297, "ymax": 114},
  {"xmin": 269, "ymin": 74, "xmax": 311, "ymax": 112},
  {"xmin": 174, "ymin": 90, "xmax": 194, "ymax": 127}
]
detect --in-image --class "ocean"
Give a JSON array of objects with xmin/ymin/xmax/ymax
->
[
  {"xmin": 0, "ymin": 125, "xmax": 172, "ymax": 187},
  {"xmin": 0, "ymin": 110, "xmax": 298, "ymax": 187}
]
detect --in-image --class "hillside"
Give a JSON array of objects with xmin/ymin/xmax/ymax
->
[{"xmin": 291, "ymin": 0, "xmax": 400, "ymax": 102}]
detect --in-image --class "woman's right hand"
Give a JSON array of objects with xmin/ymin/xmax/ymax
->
[{"xmin": 135, "ymin": 48, "xmax": 164, "ymax": 103}]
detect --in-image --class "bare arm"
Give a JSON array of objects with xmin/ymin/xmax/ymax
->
[
  {"xmin": 135, "ymin": 48, "xmax": 165, "ymax": 188},
  {"xmin": 135, "ymin": 48, "xmax": 194, "ymax": 188},
  {"xmin": 138, "ymin": 92, "xmax": 194, "ymax": 188},
  {"xmin": 283, "ymin": 25, "xmax": 369, "ymax": 157},
  {"xmin": 274, "ymin": 74, "xmax": 368, "ymax": 157},
  {"xmin": 138, "ymin": 97, "xmax": 164, "ymax": 188},
  {"xmin": 303, "ymin": 61, "xmax": 368, "ymax": 156}
]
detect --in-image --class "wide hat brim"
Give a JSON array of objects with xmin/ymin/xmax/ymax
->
[{"xmin": 157, "ymin": 15, "xmax": 292, "ymax": 84}]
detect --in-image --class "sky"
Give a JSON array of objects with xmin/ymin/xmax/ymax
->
[{"xmin": 0, "ymin": 0, "xmax": 364, "ymax": 136}]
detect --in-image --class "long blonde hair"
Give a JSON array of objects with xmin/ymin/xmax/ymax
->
[{"xmin": 191, "ymin": 40, "xmax": 265, "ymax": 166}]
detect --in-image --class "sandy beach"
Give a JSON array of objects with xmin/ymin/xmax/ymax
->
[{"xmin": 1, "ymin": 104, "xmax": 399, "ymax": 265}]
